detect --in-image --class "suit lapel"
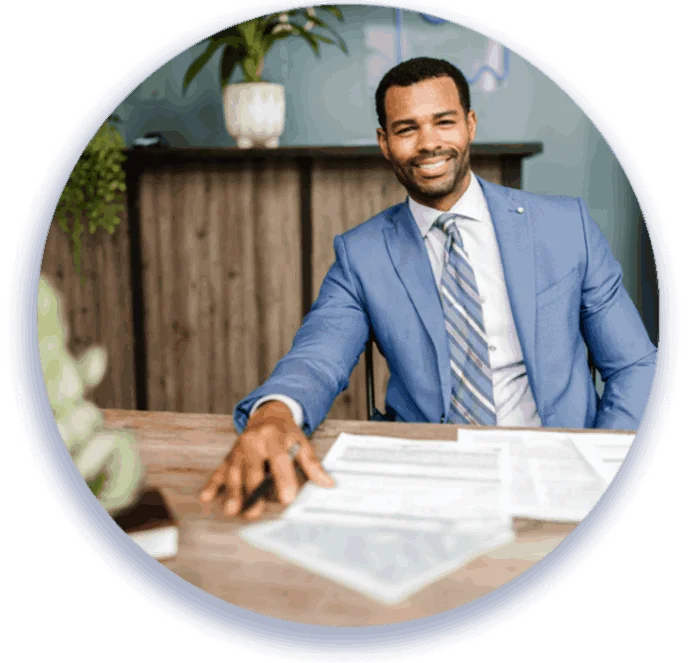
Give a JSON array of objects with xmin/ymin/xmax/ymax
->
[
  {"xmin": 477, "ymin": 177, "xmax": 538, "ymax": 403},
  {"xmin": 383, "ymin": 204, "xmax": 451, "ymax": 416},
  {"xmin": 382, "ymin": 177, "xmax": 540, "ymax": 421}
]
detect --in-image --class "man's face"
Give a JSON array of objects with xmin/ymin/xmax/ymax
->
[{"xmin": 377, "ymin": 76, "xmax": 477, "ymax": 211}]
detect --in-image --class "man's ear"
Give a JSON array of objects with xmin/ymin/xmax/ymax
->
[
  {"xmin": 376, "ymin": 127, "xmax": 391, "ymax": 162},
  {"xmin": 466, "ymin": 109, "xmax": 478, "ymax": 142}
]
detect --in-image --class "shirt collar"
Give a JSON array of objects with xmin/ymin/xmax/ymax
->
[{"xmin": 408, "ymin": 172, "xmax": 488, "ymax": 238}]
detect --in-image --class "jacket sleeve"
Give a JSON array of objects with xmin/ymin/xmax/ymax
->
[
  {"xmin": 578, "ymin": 198, "xmax": 658, "ymax": 430},
  {"xmin": 232, "ymin": 234, "xmax": 370, "ymax": 436}
]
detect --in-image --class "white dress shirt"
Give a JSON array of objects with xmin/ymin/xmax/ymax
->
[{"xmin": 250, "ymin": 172, "xmax": 541, "ymax": 428}]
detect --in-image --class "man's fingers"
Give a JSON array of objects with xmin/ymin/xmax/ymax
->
[
  {"xmin": 223, "ymin": 449, "xmax": 244, "ymax": 516},
  {"xmin": 267, "ymin": 444, "xmax": 300, "ymax": 505},
  {"xmin": 243, "ymin": 463, "xmax": 266, "ymax": 519},
  {"xmin": 208, "ymin": 426, "xmax": 321, "ymax": 520},
  {"xmin": 198, "ymin": 466, "xmax": 226, "ymax": 502},
  {"xmin": 296, "ymin": 440, "xmax": 334, "ymax": 488}
]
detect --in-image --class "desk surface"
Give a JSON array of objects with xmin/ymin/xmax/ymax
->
[{"xmin": 102, "ymin": 410, "xmax": 604, "ymax": 626}]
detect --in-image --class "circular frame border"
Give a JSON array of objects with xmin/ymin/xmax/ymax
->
[{"xmin": 7, "ymin": 0, "xmax": 681, "ymax": 661}]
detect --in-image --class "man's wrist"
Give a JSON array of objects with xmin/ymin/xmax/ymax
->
[
  {"xmin": 249, "ymin": 400, "xmax": 297, "ymax": 430},
  {"xmin": 249, "ymin": 394, "xmax": 305, "ymax": 428}
]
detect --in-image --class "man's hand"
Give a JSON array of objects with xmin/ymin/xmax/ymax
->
[{"xmin": 198, "ymin": 400, "xmax": 334, "ymax": 519}]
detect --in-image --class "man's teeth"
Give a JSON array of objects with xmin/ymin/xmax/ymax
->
[{"xmin": 418, "ymin": 160, "xmax": 447, "ymax": 170}]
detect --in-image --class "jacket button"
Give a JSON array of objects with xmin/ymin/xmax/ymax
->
[{"xmin": 440, "ymin": 414, "xmax": 446, "ymax": 423}]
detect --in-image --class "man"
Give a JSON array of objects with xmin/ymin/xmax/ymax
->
[{"xmin": 199, "ymin": 57, "xmax": 657, "ymax": 519}]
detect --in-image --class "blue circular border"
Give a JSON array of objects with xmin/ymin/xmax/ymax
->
[{"xmin": 8, "ymin": 0, "xmax": 680, "ymax": 661}]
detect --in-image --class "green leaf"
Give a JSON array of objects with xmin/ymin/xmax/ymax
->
[
  {"xmin": 263, "ymin": 10, "xmax": 300, "ymax": 28},
  {"xmin": 236, "ymin": 19, "xmax": 258, "ymax": 44},
  {"xmin": 240, "ymin": 57, "xmax": 262, "ymax": 83},
  {"xmin": 264, "ymin": 11, "xmax": 300, "ymax": 20},
  {"xmin": 289, "ymin": 24, "xmax": 320, "ymax": 54},
  {"xmin": 301, "ymin": 11, "xmax": 348, "ymax": 53},
  {"xmin": 216, "ymin": 36, "xmax": 245, "ymax": 53},
  {"xmin": 54, "ymin": 119, "xmax": 126, "ymax": 273},
  {"xmin": 309, "ymin": 33, "xmax": 334, "ymax": 45},
  {"xmin": 87, "ymin": 472, "xmax": 106, "ymax": 496},
  {"xmin": 317, "ymin": 6, "xmax": 344, "ymax": 20},
  {"xmin": 182, "ymin": 40, "xmax": 222, "ymax": 94},
  {"xmin": 210, "ymin": 26, "xmax": 240, "ymax": 41},
  {"xmin": 262, "ymin": 27, "xmax": 292, "ymax": 51},
  {"xmin": 220, "ymin": 42, "xmax": 244, "ymax": 87}
]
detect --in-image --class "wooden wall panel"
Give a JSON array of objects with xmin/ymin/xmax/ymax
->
[
  {"xmin": 40, "ymin": 206, "xmax": 136, "ymax": 409},
  {"xmin": 311, "ymin": 157, "xmax": 502, "ymax": 421},
  {"xmin": 311, "ymin": 159, "xmax": 404, "ymax": 421},
  {"xmin": 39, "ymin": 147, "xmax": 533, "ymax": 421},
  {"xmin": 472, "ymin": 157, "xmax": 503, "ymax": 184},
  {"xmin": 139, "ymin": 162, "xmax": 302, "ymax": 414}
]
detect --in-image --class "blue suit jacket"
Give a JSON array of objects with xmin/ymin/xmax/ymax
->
[{"xmin": 234, "ymin": 176, "xmax": 657, "ymax": 435}]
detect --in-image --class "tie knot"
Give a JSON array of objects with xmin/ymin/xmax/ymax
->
[{"xmin": 433, "ymin": 213, "xmax": 461, "ymax": 237}]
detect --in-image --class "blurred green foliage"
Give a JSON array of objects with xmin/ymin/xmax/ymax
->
[{"xmin": 54, "ymin": 115, "xmax": 126, "ymax": 275}]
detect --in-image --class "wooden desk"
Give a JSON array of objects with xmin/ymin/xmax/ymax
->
[{"xmin": 102, "ymin": 409, "xmax": 589, "ymax": 626}]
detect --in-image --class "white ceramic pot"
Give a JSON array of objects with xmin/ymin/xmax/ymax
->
[{"xmin": 223, "ymin": 82, "xmax": 286, "ymax": 148}]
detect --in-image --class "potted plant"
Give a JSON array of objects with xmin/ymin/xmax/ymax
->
[
  {"xmin": 182, "ymin": 6, "xmax": 347, "ymax": 148},
  {"xmin": 54, "ymin": 114, "xmax": 127, "ymax": 274},
  {"xmin": 38, "ymin": 275, "xmax": 143, "ymax": 515}
]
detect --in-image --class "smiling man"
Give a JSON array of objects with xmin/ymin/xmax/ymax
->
[{"xmin": 199, "ymin": 57, "xmax": 657, "ymax": 519}]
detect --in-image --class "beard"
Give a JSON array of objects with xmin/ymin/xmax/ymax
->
[{"xmin": 390, "ymin": 144, "xmax": 471, "ymax": 203}]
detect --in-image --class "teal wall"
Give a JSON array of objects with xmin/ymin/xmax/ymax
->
[{"xmin": 113, "ymin": 5, "xmax": 653, "ymax": 331}]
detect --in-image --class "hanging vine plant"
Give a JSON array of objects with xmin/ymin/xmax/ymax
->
[{"xmin": 54, "ymin": 114, "xmax": 127, "ymax": 275}]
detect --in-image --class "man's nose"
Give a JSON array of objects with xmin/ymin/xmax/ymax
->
[{"xmin": 416, "ymin": 123, "xmax": 442, "ymax": 153}]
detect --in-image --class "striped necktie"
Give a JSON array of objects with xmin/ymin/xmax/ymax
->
[{"xmin": 433, "ymin": 212, "xmax": 497, "ymax": 426}]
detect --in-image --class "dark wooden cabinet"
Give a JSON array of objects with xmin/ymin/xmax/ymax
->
[{"xmin": 41, "ymin": 144, "xmax": 543, "ymax": 418}]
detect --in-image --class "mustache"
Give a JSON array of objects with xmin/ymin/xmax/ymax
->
[{"xmin": 411, "ymin": 149, "xmax": 459, "ymax": 166}]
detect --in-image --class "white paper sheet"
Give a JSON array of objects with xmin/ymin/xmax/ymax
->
[
  {"xmin": 239, "ymin": 519, "xmax": 513, "ymax": 605},
  {"xmin": 457, "ymin": 428, "xmax": 610, "ymax": 522},
  {"xmin": 239, "ymin": 432, "xmax": 516, "ymax": 604},
  {"xmin": 569, "ymin": 432, "xmax": 635, "ymax": 483},
  {"xmin": 284, "ymin": 433, "xmax": 513, "ymax": 531}
]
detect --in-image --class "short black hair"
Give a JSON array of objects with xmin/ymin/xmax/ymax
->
[{"xmin": 375, "ymin": 57, "xmax": 471, "ymax": 130}]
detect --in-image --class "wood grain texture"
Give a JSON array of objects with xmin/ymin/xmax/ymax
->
[
  {"xmin": 40, "ymin": 208, "xmax": 136, "ymax": 409},
  {"xmin": 472, "ymin": 156, "xmax": 504, "ymax": 184},
  {"xmin": 311, "ymin": 159, "xmax": 405, "ymax": 421},
  {"xmin": 310, "ymin": 157, "xmax": 503, "ymax": 421},
  {"xmin": 138, "ymin": 162, "xmax": 302, "ymax": 414},
  {"xmin": 39, "ymin": 148, "xmax": 532, "ymax": 421},
  {"xmin": 99, "ymin": 410, "xmax": 618, "ymax": 626}
]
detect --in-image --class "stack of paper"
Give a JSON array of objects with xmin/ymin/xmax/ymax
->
[
  {"xmin": 240, "ymin": 428, "xmax": 636, "ymax": 604},
  {"xmin": 240, "ymin": 433, "xmax": 515, "ymax": 605},
  {"xmin": 456, "ymin": 428, "xmax": 635, "ymax": 522}
]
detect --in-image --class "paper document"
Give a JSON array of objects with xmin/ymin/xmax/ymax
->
[
  {"xmin": 240, "ymin": 520, "xmax": 513, "ymax": 605},
  {"xmin": 569, "ymin": 432, "xmax": 635, "ymax": 483},
  {"xmin": 283, "ymin": 432, "xmax": 513, "ymax": 531},
  {"xmin": 457, "ymin": 429, "xmax": 609, "ymax": 522},
  {"xmin": 240, "ymin": 433, "xmax": 515, "ymax": 604}
]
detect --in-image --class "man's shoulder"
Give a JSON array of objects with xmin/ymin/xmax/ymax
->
[{"xmin": 478, "ymin": 177, "xmax": 582, "ymax": 214}]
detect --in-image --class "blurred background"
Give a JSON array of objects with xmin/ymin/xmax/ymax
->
[{"xmin": 40, "ymin": 5, "xmax": 658, "ymax": 422}]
